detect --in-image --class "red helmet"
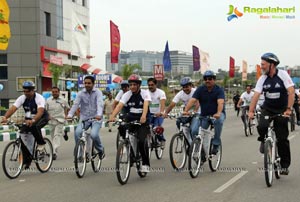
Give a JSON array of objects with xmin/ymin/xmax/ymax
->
[
  {"xmin": 128, "ymin": 74, "xmax": 142, "ymax": 85},
  {"xmin": 153, "ymin": 126, "xmax": 164, "ymax": 135}
]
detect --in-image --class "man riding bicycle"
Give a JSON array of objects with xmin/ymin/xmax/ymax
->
[
  {"xmin": 249, "ymin": 53, "xmax": 294, "ymax": 175},
  {"xmin": 237, "ymin": 85, "xmax": 254, "ymax": 132},
  {"xmin": 109, "ymin": 74, "xmax": 151, "ymax": 173},
  {"xmin": 1, "ymin": 81, "xmax": 49, "ymax": 168}
]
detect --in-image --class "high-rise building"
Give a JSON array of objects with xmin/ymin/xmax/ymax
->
[{"xmin": 0, "ymin": 0, "xmax": 90, "ymax": 109}]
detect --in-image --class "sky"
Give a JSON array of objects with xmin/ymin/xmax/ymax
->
[{"xmin": 89, "ymin": 0, "xmax": 300, "ymax": 73}]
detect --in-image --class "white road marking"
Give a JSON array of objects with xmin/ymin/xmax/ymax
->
[{"xmin": 214, "ymin": 170, "xmax": 248, "ymax": 193}]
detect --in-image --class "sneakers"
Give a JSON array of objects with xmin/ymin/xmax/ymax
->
[
  {"xmin": 37, "ymin": 144, "xmax": 45, "ymax": 151},
  {"xmin": 211, "ymin": 145, "xmax": 219, "ymax": 155},
  {"xmin": 98, "ymin": 149, "xmax": 105, "ymax": 160},
  {"xmin": 280, "ymin": 168, "xmax": 289, "ymax": 175},
  {"xmin": 259, "ymin": 142, "xmax": 264, "ymax": 154},
  {"xmin": 140, "ymin": 165, "xmax": 150, "ymax": 173},
  {"xmin": 160, "ymin": 140, "xmax": 166, "ymax": 149},
  {"xmin": 53, "ymin": 153, "xmax": 57, "ymax": 160}
]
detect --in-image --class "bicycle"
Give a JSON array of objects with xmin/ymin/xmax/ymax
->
[
  {"xmin": 169, "ymin": 114, "xmax": 193, "ymax": 171},
  {"xmin": 241, "ymin": 106, "xmax": 255, "ymax": 137},
  {"xmin": 73, "ymin": 118, "xmax": 103, "ymax": 178},
  {"xmin": 2, "ymin": 121, "xmax": 53, "ymax": 179},
  {"xmin": 263, "ymin": 114, "xmax": 283, "ymax": 187},
  {"xmin": 115, "ymin": 120, "xmax": 148, "ymax": 185},
  {"xmin": 188, "ymin": 116, "xmax": 222, "ymax": 178},
  {"xmin": 289, "ymin": 108, "xmax": 295, "ymax": 132},
  {"xmin": 115, "ymin": 113, "xmax": 126, "ymax": 149},
  {"xmin": 148, "ymin": 124, "xmax": 165, "ymax": 160}
]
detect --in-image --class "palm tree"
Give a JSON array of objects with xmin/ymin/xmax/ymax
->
[{"xmin": 121, "ymin": 64, "xmax": 142, "ymax": 79}]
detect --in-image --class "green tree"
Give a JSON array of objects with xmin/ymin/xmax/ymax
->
[
  {"xmin": 48, "ymin": 63, "xmax": 72, "ymax": 87},
  {"xmin": 121, "ymin": 64, "xmax": 142, "ymax": 79}
]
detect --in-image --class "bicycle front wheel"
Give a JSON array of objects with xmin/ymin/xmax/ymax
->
[
  {"xmin": 74, "ymin": 140, "xmax": 87, "ymax": 178},
  {"xmin": 2, "ymin": 141, "xmax": 23, "ymax": 179},
  {"xmin": 169, "ymin": 133, "xmax": 187, "ymax": 171},
  {"xmin": 188, "ymin": 138, "xmax": 202, "ymax": 178},
  {"xmin": 264, "ymin": 139, "xmax": 273, "ymax": 187},
  {"xmin": 209, "ymin": 142, "xmax": 222, "ymax": 172},
  {"xmin": 91, "ymin": 142, "xmax": 102, "ymax": 173},
  {"xmin": 116, "ymin": 141, "xmax": 131, "ymax": 185},
  {"xmin": 35, "ymin": 138, "xmax": 53, "ymax": 173}
]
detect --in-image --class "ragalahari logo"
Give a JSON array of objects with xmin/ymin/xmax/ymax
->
[{"xmin": 227, "ymin": 5, "xmax": 243, "ymax": 21}]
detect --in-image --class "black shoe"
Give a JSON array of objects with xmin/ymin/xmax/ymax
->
[
  {"xmin": 23, "ymin": 161, "xmax": 32, "ymax": 170},
  {"xmin": 259, "ymin": 142, "xmax": 264, "ymax": 154},
  {"xmin": 280, "ymin": 168, "xmax": 289, "ymax": 175},
  {"xmin": 53, "ymin": 153, "xmax": 57, "ymax": 160},
  {"xmin": 211, "ymin": 145, "xmax": 219, "ymax": 155},
  {"xmin": 99, "ymin": 149, "xmax": 105, "ymax": 160},
  {"xmin": 63, "ymin": 132, "xmax": 68, "ymax": 141}
]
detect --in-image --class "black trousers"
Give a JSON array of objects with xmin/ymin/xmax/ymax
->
[
  {"xmin": 257, "ymin": 109, "xmax": 291, "ymax": 168},
  {"xmin": 293, "ymin": 102, "xmax": 300, "ymax": 122}
]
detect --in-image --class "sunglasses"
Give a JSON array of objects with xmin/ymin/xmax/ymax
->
[
  {"xmin": 204, "ymin": 77, "xmax": 214, "ymax": 81},
  {"xmin": 23, "ymin": 90, "xmax": 31, "ymax": 93}
]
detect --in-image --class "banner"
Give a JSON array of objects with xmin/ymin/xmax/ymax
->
[
  {"xmin": 242, "ymin": 60, "xmax": 248, "ymax": 81},
  {"xmin": 0, "ymin": 0, "xmax": 10, "ymax": 50},
  {"xmin": 229, "ymin": 56, "xmax": 235, "ymax": 78},
  {"xmin": 110, "ymin": 20, "xmax": 120, "ymax": 63},
  {"xmin": 192, "ymin": 45, "xmax": 200, "ymax": 72},
  {"xmin": 256, "ymin": 64, "xmax": 261, "ymax": 80},
  {"xmin": 153, "ymin": 64, "xmax": 164, "ymax": 81},
  {"xmin": 163, "ymin": 41, "xmax": 172, "ymax": 72},
  {"xmin": 72, "ymin": 11, "xmax": 89, "ymax": 58},
  {"xmin": 200, "ymin": 50, "xmax": 210, "ymax": 74}
]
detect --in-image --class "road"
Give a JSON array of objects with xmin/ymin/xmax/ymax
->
[{"xmin": 0, "ymin": 108, "xmax": 299, "ymax": 202}]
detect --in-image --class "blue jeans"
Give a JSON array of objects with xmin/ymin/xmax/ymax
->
[
  {"xmin": 149, "ymin": 115, "xmax": 165, "ymax": 141},
  {"xmin": 74, "ymin": 120, "xmax": 104, "ymax": 153},
  {"xmin": 190, "ymin": 113, "xmax": 226, "ymax": 146}
]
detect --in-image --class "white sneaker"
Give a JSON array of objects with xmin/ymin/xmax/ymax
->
[
  {"xmin": 37, "ymin": 144, "xmax": 45, "ymax": 151},
  {"xmin": 140, "ymin": 165, "xmax": 150, "ymax": 173}
]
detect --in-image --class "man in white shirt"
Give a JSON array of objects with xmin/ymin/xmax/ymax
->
[{"xmin": 237, "ymin": 85, "xmax": 254, "ymax": 130}]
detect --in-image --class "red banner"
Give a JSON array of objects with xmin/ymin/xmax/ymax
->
[
  {"xmin": 110, "ymin": 20, "xmax": 120, "ymax": 63},
  {"xmin": 229, "ymin": 56, "xmax": 235, "ymax": 78},
  {"xmin": 256, "ymin": 64, "xmax": 261, "ymax": 80},
  {"xmin": 153, "ymin": 64, "xmax": 164, "ymax": 81}
]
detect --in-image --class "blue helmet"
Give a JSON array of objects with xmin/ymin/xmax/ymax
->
[
  {"xmin": 261, "ymin": 53, "xmax": 280, "ymax": 65},
  {"xmin": 203, "ymin": 70, "xmax": 216, "ymax": 79},
  {"xmin": 22, "ymin": 81, "xmax": 35, "ymax": 89},
  {"xmin": 180, "ymin": 77, "xmax": 192, "ymax": 86}
]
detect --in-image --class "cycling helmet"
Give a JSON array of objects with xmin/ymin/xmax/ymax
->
[
  {"xmin": 128, "ymin": 74, "xmax": 142, "ymax": 85},
  {"xmin": 153, "ymin": 126, "xmax": 164, "ymax": 135},
  {"xmin": 203, "ymin": 70, "xmax": 216, "ymax": 79},
  {"xmin": 180, "ymin": 77, "xmax": 192, "ymax": 86},
  {"xmin": 120, "ymin": 80, "xmax": 129, "ymax": 88},
  {"xmin": 261, "ymin": 53, "xmax": 280, "ymax": 66},
  {"xmin": 22, "ymin": 81, "xmax": 35, "ymax": 89}
]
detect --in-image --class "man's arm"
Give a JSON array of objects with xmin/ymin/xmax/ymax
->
[
  {"xmin": 214, "ymin": 98, "xmax": 224, "ymax": 119},
  {"xmin": 2, "ymin": 105, "xmax": 18, "ymax": 122},
  {"xmin": 183, "ymin": 98, "xmax": 197, "ymax": 113},
  {"xmin": 248, "ymin": 92, "xmax": 260, "ymax": 118},
  {"xmin": 284, "ymin": 86, "xmax": 295, "ymax": 116},
  {"xmin": 164, "ymin": 101, "xmax": 176, "ymax": 115},
  {"xmin": 140, "ymin": 100, "xmax": 149, "ymax": 123},
  {"xmin": 109, "ymin": 102, "xmax": 124, "ymax": 121},
  {"xmin": 159, "ymin": 98, "xmax": 166, "ymax": 116}
]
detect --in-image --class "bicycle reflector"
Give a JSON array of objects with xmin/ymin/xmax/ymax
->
[{"xmin": 153, "ymin": 126, "xmax": 164, "ymax": 135}]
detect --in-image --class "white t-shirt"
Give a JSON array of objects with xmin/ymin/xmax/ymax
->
[
  {"xmin": 120, "ymin": 89, "xmax": 152, "ymax": 112},
  {"xmin": 14, "ymin": 93, "xmax": 46, "ymax": 109},
  {"xmin": 172, "ymin": 88, "xmax": 196, "ymax": 105},
  {"xmin": 240, "ymin": 91, "xmax": 254, "ymax": 107},
  {"xmin": 114, "ymin": 90, "xmax": 124, "ymax": 102},
  {"xmin": 148, "ymin": 88, "xmax": 166, "ymax": 114}
]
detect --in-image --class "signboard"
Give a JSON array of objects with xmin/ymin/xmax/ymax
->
[
  {"xmin": 78, "ymin": 74, "xmax": 112, "ymax": 91},
  {"xmin": 50, "ymin": 55, "xmax": 63, "ymax": 66},
  {"xmin": 16, "ymin": 76, "xmax": 36, "ymax": 91},
  {"xmin": 153, "ymin": 64, "xmax": 164, "ymax": 81}
]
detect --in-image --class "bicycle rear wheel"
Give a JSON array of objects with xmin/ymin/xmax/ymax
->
[
  {"xmin": 2, "ymin": 141, "xmax": 23, "ymax": 179},
  {"xmin": 209, "ymin": 142, "xmax": 222, "ymax": 172},
  {"xmin": 169, "ymin": 133, "xmax": 187, "ymax": 171},
  {"xmin": 155, "ymin": 136, "xmax": 164, "ymax": 160},
  {"xmin": 91, "ymin": 142, "xmax": 102, "ymax": 173},
  {"xmin": 74, "ymin": 140, "xmax": 87, "ymax": 178},
  {"xmin": 188, "ymin": 138, "xmax": 202, "ymax": 178},
  {"xmin": 35, "ymin": 138, "xmax": 53, "ymax": 173},
  {"xmin": 116, "ymin": 141, "xmax": 131, "ymax": 185},
  {"xmin": 274, "ymin": 144, "xmax": 281, "ymax": 179},
  {"xmin": 264, "ymin": 139, "xmax": 273, "ymax": 187},
  {"xmin": 116, "ymin": 131, "xmax": 122, "ymax": 149}
]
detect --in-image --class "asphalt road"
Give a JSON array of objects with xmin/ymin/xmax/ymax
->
[{"xmin": 0, "ymin": 108, "xmax": 299, "ymax": 202}]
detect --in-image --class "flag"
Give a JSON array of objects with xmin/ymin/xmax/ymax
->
[
  {"xmin": 72, "ymin": 11, "xmax": 89, "ymax": 58},
  {"xmin": 192, "ymin": 45, "xmax": 200, "ymax": 72},
  {"xmin": 0, "ymin": 0, "xmax": 10, "ymax": 50},
  {"xmin": 256, "ymin": 64, "xmax": 261, "ymax": 80},
  {"xmin": 229, "ymin": 56, "xmax": 235, "ymax": 78},
  {"xmin": 200, "ymin": 50, "xmax": 210, "ymax": 74},
  {"xmin": 163, "ymin": 41, "xmax": 171, "ymax": 72},
  {"xmin": 242, "ymin": 60, "xmax": 248, "ymax": 81},
  {"xmin": 110, "ymin": 20, "xmax": 120, "ymax": 63}
]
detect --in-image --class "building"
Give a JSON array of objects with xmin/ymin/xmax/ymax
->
[
  {"xmin": 0, "ymin": 0, "xmax": 91, "ymax": 110},
  {"xmin": 105, "ymin": 50, "xmax": 193, "ymax": 75}
]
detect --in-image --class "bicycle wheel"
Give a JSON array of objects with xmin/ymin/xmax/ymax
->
[
  {"xmin": 244, "ymin": 115, "xmax": 249, "ymax": 137},
  {"xmin": 116, "ymin": 131, "xmax": 122, "ymax": 149},
  {"xmin": 274, "ymin": 144, "xmax": 281, "ymax": 179},
  {"xmin": 169, "ymin": 133, "xmax": 187, "ymax": 171},
  {"xmin": 248, "ymin": 119, "xmax": 254, "ymax": 136},
  {"xmin": 74, "ymin": 140, "xmax": 87, "ymax": 178},
  {"xmin": 35, "ymin": 138, "xmax": 53, "ymax": 173},
  {"xmin": 264, "ymin": 139, "xmax": 273, "ymax": 187},
  {"xmin": 155, "ymin": 135, "xmax": 164, "ymax": 160},
  {"xmin": 116, "ymin": 141, "xmax": 131, "ymax": 185},
  {"xmin": 137, "ymin": 139, "xmax": 148, "ymax": 178},
  {"xmin": 188, "ymin": 138, "xmax": 202, "ymax": 178},
  {"xmin": 290, "ymin": 111, "xmax": 295, "ymax": 132},
  {"xmin": 209, "ymin": 142, "xmax": 222, "ymax": 172},
  {"xmin": 148, "ymin": 135, "xmax": 153, "ymax": 160},
  {"xmin": 91, "ymin": 142, "xmax": 102, "ymax": 173},
  {"xmin": 2, "ymin": 141, "xmax": 23, "ymax": 179}
]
